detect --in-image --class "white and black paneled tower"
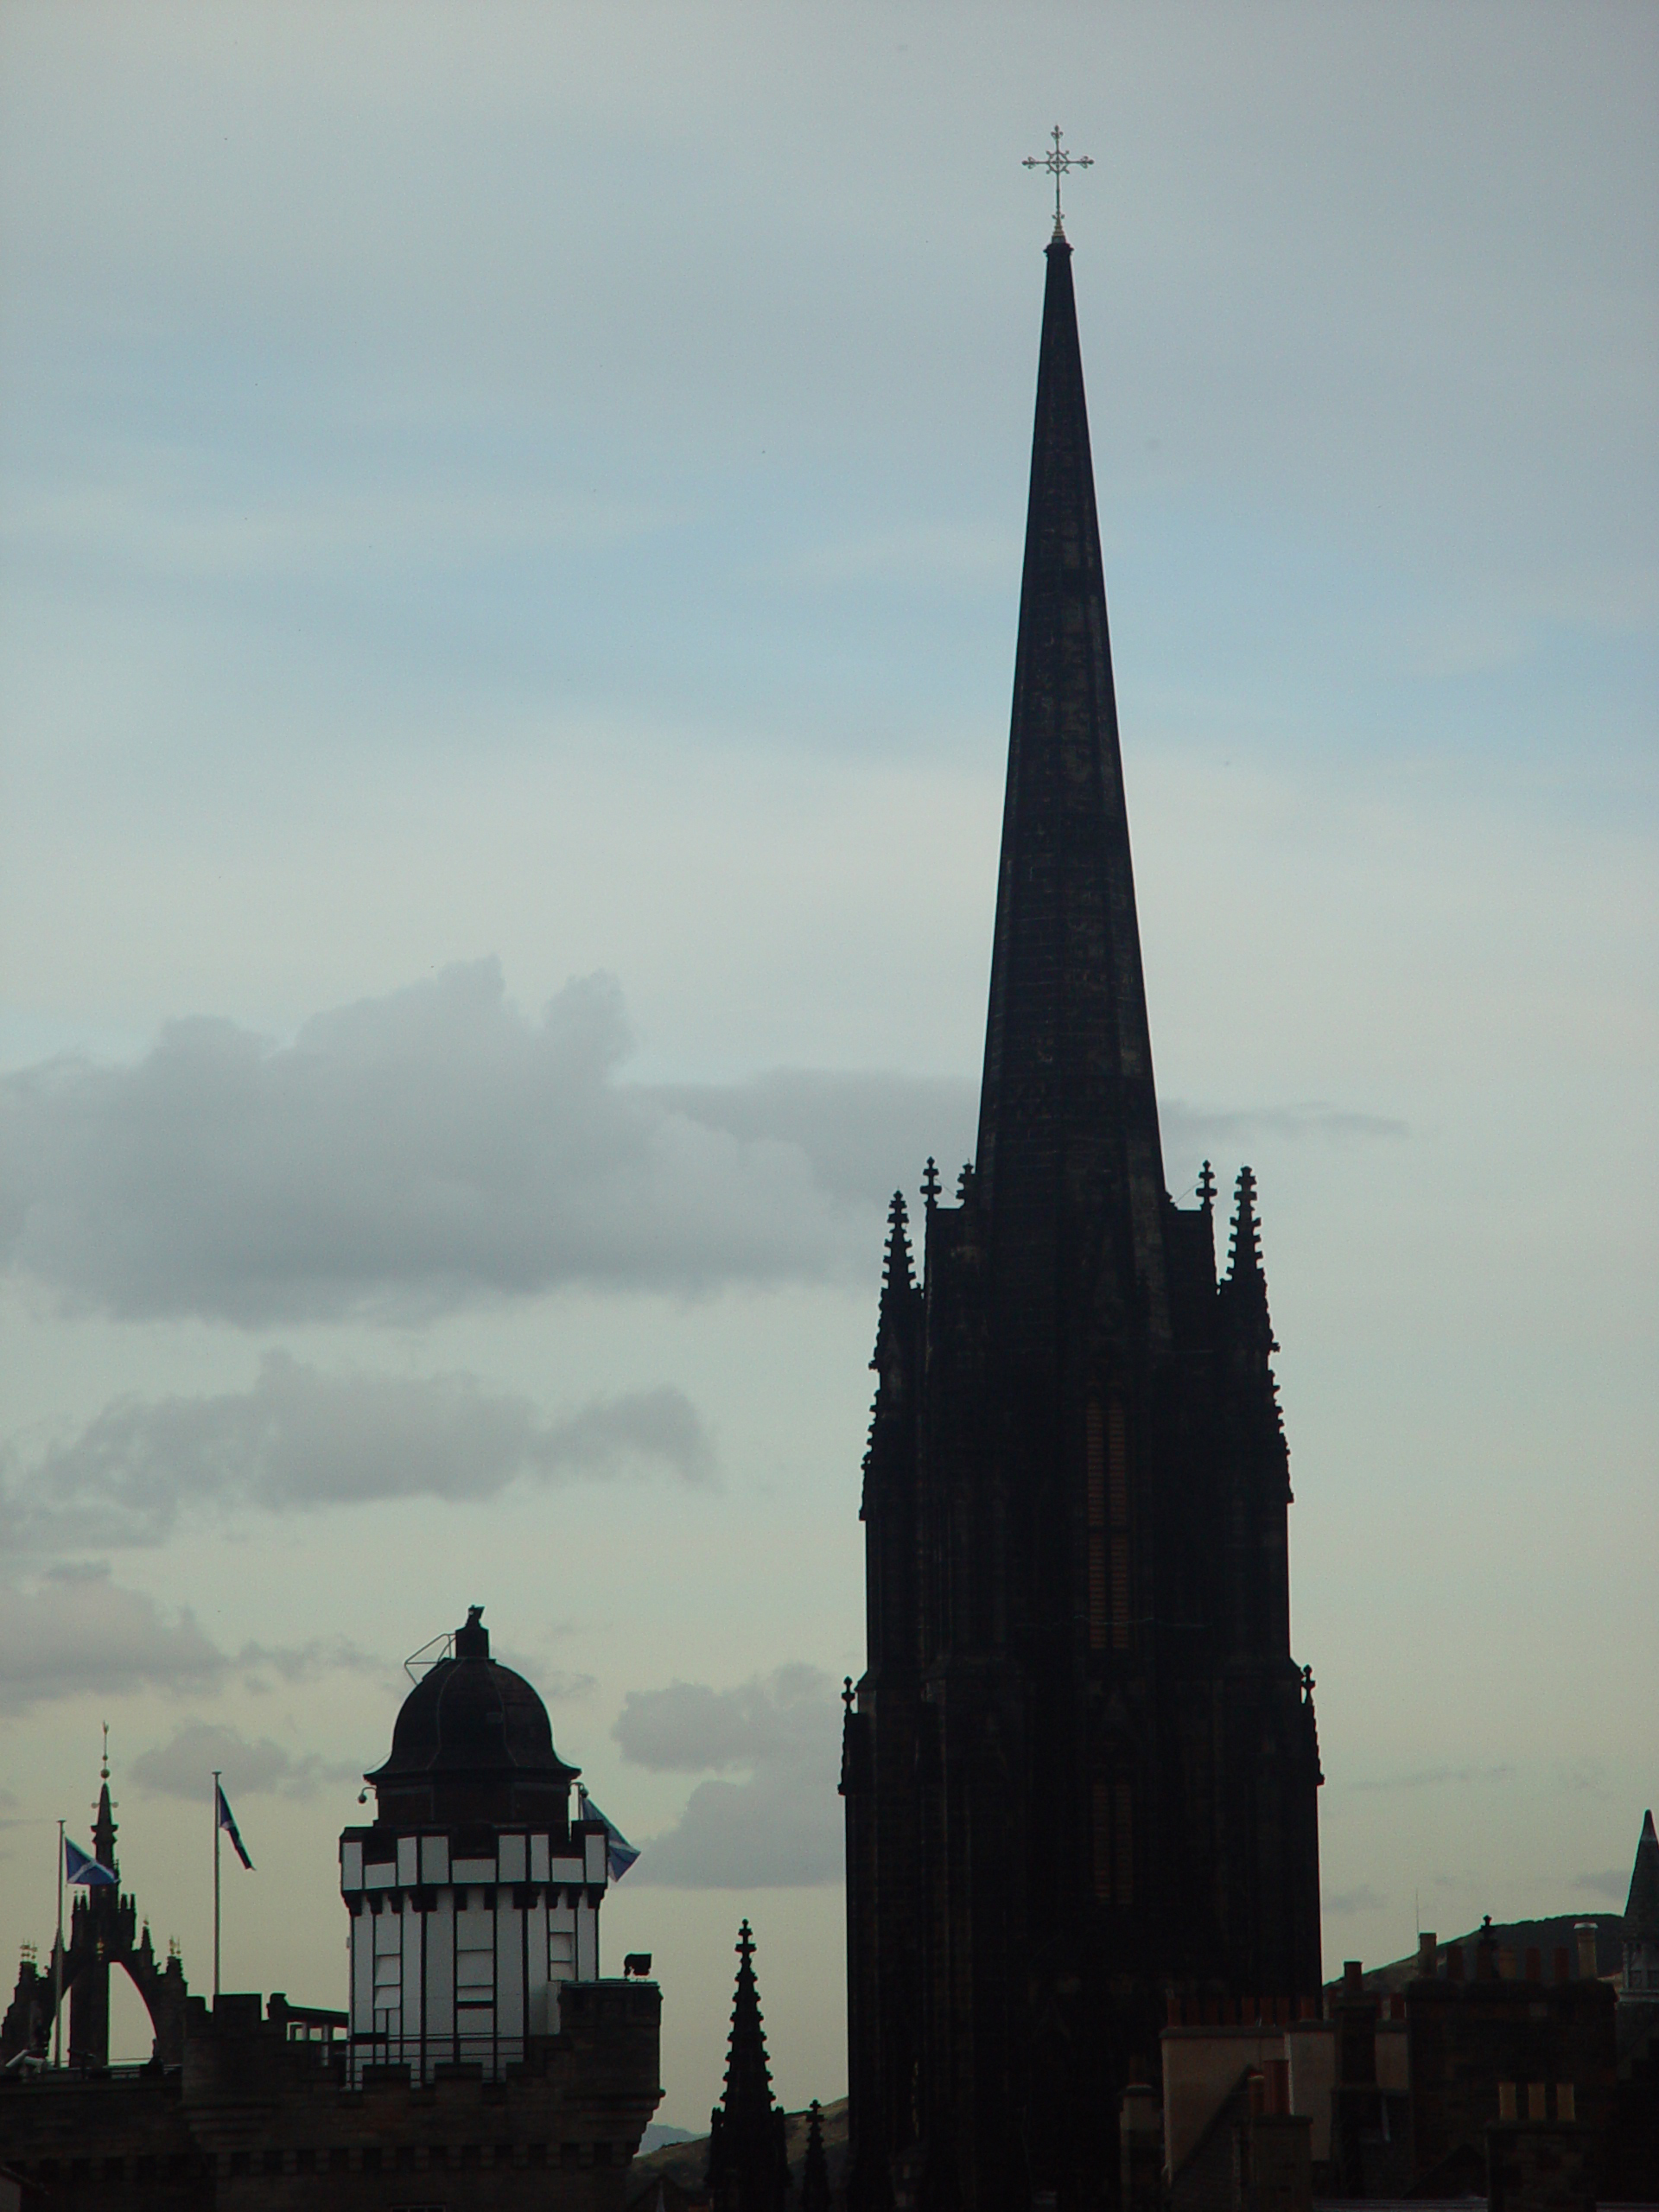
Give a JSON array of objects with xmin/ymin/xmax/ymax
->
[{"xmin": 339, "ymin": 1605, "xmax": 621, "ymax": 2084}]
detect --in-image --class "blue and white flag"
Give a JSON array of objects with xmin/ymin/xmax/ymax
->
[
  {"xmin": 581, "ymin": 1791, "xmax": 639, "ymax": 1881},
  {"xmin": 216, "ymin": 1783, "xmax": 254, "ymax": 1871},
  {"xmin": 64, "ymin": 1837, "xmax": 116, "ymax": 1887}
]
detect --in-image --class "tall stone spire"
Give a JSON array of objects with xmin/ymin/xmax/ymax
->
[
  {"xmin": 706, "ymin": 1919, "xmax": 789, "ymax": 2212},
  {"xmin": 976, "ymin": 233, "xmax": 1168, "ymax": 1339},
  {"xmin": 843, "ymin": 229, "xmax": 1322, "ymax": 2212}
]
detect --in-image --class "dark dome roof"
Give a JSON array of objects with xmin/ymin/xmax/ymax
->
[{"xmin": 366, "ymin": 1607, "xmax": 578, "ymax": 1828}]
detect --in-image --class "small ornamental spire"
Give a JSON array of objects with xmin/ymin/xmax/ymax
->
[
  {"xmin": 882, "ymin": 1192, "xmax": 914, "ymax": 1297},
  {"xmin": 1228, "ymin": 1166, "xmax": 1262, "ymax": 1280},
  {"xmin": 706, "ymin": 1919, "xmax": 789, "ymax": 2212},
  {"xmin": 1624, "ymin": 1808, "xmax": 1659, "ymax": 1944},
  {"xmin": 921, "ymin": 1157, "xmax": 941, "ymax": 1212},
  {"xmin": 1198, "ymin": 1160, "xmax": 1216, "ymax": 1215},
  {"xmin": 872, "ymin": 1192, "xmax": 918, "ymax": 1389},
  {"xmin": 92, "ymin": 1731, "xmax": 118, "ymax": 1872},
  {"xmin": 803, "ymin": 2099, "xmax": 832, "ymax": 2212}
]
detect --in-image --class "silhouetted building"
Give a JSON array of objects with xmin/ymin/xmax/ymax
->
[
  {"xmin": 340, "ymin": 1603, "xmax": 614, "ymax": 2082},
  {"xmin": 1157, "ymin": 1907, "xmax": 1659, "ymax": 2211},
  {"xmin": 705, "ymin": 1923, "xmax": 789, "ymax": 2212},
  {"xmin": 841, "ymin": 224, "xmax": 1323, "ymax": 2212},
  {"xmin": 0, "ymin": 1608, "xmax": 660, "ymax": 2209},
  {"xmin": 0, "ymin": 1751, "xmax": 191, "ymax": 2075}
]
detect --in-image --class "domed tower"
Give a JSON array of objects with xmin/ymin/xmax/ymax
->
[{"xmin": 340, "ymin": 1605, "xmax": 624, "ymax": 2083}]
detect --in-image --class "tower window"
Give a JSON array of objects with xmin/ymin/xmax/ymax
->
[
  {"xmin": 1086, "ymin": 1403, "xmax": 1108, "ymax": 1651},
  {"xmin": 1109, "ymin": 1402, "xmax": 1130, "ymax": 1650},
  {"xmin": 1091, "ymin": 1779, "xmax": 1111, "ymax": 1900}
]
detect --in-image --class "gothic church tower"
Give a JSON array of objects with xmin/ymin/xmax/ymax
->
[{"xmin": 842, "ymin": 229, "xmax": 1323, "ymax": 2212}]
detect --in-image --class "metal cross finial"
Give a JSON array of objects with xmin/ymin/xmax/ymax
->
[{"xmin": 1023, "ymin": 124, "xmax": 1093, "ymax": 238}]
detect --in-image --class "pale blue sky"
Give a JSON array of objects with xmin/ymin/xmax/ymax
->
[{"xmin": 1, "ymin": 0, "xmax": 1655, "ymax": 2126}]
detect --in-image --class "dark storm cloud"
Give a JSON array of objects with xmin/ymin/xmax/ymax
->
[
  {"xmin": 0, "ymin": 963, "xmax": 1407, "ymax": 1325},
  {"xmin": 615, "ymin": 1665, "xmax": 842, "ymax": 1888},
  {"xmin": 130, "ymin": 1721, "xmax": 359, "ymax": 1803},
  {"xmin": 0, "ymin": 1354, "xmax": 713, "ymax": 1552}
]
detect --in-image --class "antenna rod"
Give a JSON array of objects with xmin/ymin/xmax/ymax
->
[
  {"xmin": 54, "ymin": 1819, "xmax": 64, "ymax": 2068},
  {"xmin": 213, "ymin": 1769, "xmax": 221, "ymax": 2002}
]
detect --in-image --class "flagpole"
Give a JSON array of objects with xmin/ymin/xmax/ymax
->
[
  {"xmin": 53, "ymin": 1819, "xmax": 64, "ymax": 2069},
  {"xmin": 213, "ymin": 1769, "xmax": 221, "ymax": 2003}
]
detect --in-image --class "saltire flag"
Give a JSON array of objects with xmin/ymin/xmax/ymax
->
[
  {"xmin": 216, "ymin": 1783, "xmax": 254, "ymax": 1871},
  {"xmin": 580, "ymin": 1791, "xmax": 639, "ymax": 1881},
  {"xmin": 64, "ymin": 1837, "xmax": 116, "ymax": 1886}
]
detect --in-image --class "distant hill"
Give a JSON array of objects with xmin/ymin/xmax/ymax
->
[
  {"xmin": 640, "ymin": 2124, "xmax": 698, "ymax": 2156},
  {"xmin": 631, "ymin": 2098, "xmax": 849, "ymax": 2198},
  {"xmin": 1334, "ymin": 1913, "xmax": 1624, "ymax": 1996}
]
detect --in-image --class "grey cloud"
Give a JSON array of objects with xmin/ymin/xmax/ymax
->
[
  {"xmin": 0, "ymin": 963, "xmax": 1408, "ymax": 1326},
  {"xmin": 1325, "ymin": 1884, "xmax": 1389, "ymax": 1916},
  {"xmin": 1162, "ymin": 1102, "xmax": 1410, "ymax": 1171},
  {"xmin": 1574, "ymin": 1868, "xmax": 1632, "ymax": 1904},
  {"xmin": 234, "ymin": 1637, "xmax": 378, "ymax": 1688},
  {"xmin": 650, "ymin": 1071, "xmax": 976, "ymax": 1210},
  {"xmin": 613, "ymin": 1663, "xmax": 832, "ymax": 1774},
  {"xmin": 0, "ymin": 1567, "xmax": 226, "ymax": 1713},
  {"xmin": 131, "ymin": 1722, "xmax": 360, "ymax": 1803},
  {"xmin": 2, "ymin": 1354, "xmax": 714, "ymax": 1552},
  {"xmin": 1349, "ymin": 1764, "xmax": 1516, "ymax": 1793},
  {"xmin": 0, "ymin": 963, "xmax": 869, "ymax": 1323},
  {"xmin": 616, "ymin": 1665, "xmax": 842, "ymax": 1888}
]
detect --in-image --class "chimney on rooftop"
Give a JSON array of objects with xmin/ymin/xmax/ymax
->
[
  {"xmin": 1417, "ymin": 1931, "xmax": 1437, "ymax": 1978},
  {"xmin": 1574, "ymin": 1922, "xmax": 1598, "ymax": 1979}
]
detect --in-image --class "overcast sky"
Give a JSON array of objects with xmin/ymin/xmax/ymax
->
[{"xmin": 1, "ymin": 0, "xmax": 1655, "ymax": 2127}]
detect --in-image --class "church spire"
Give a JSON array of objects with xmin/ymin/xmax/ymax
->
[
  {"xmin": 92, "ymin": 1726, "xmax": 118, "ymax": 1876},
  {"xmin": 706, "ymin": 1919, "xmax": 789, "ymax": 2212},
  {"xmin": 975, "ymin": 234, "xmax": 1167, "ymax": 1337},
  {"xmin": 802, "ymin": 2099, "xmax": 832, "ymax": 2212}
]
